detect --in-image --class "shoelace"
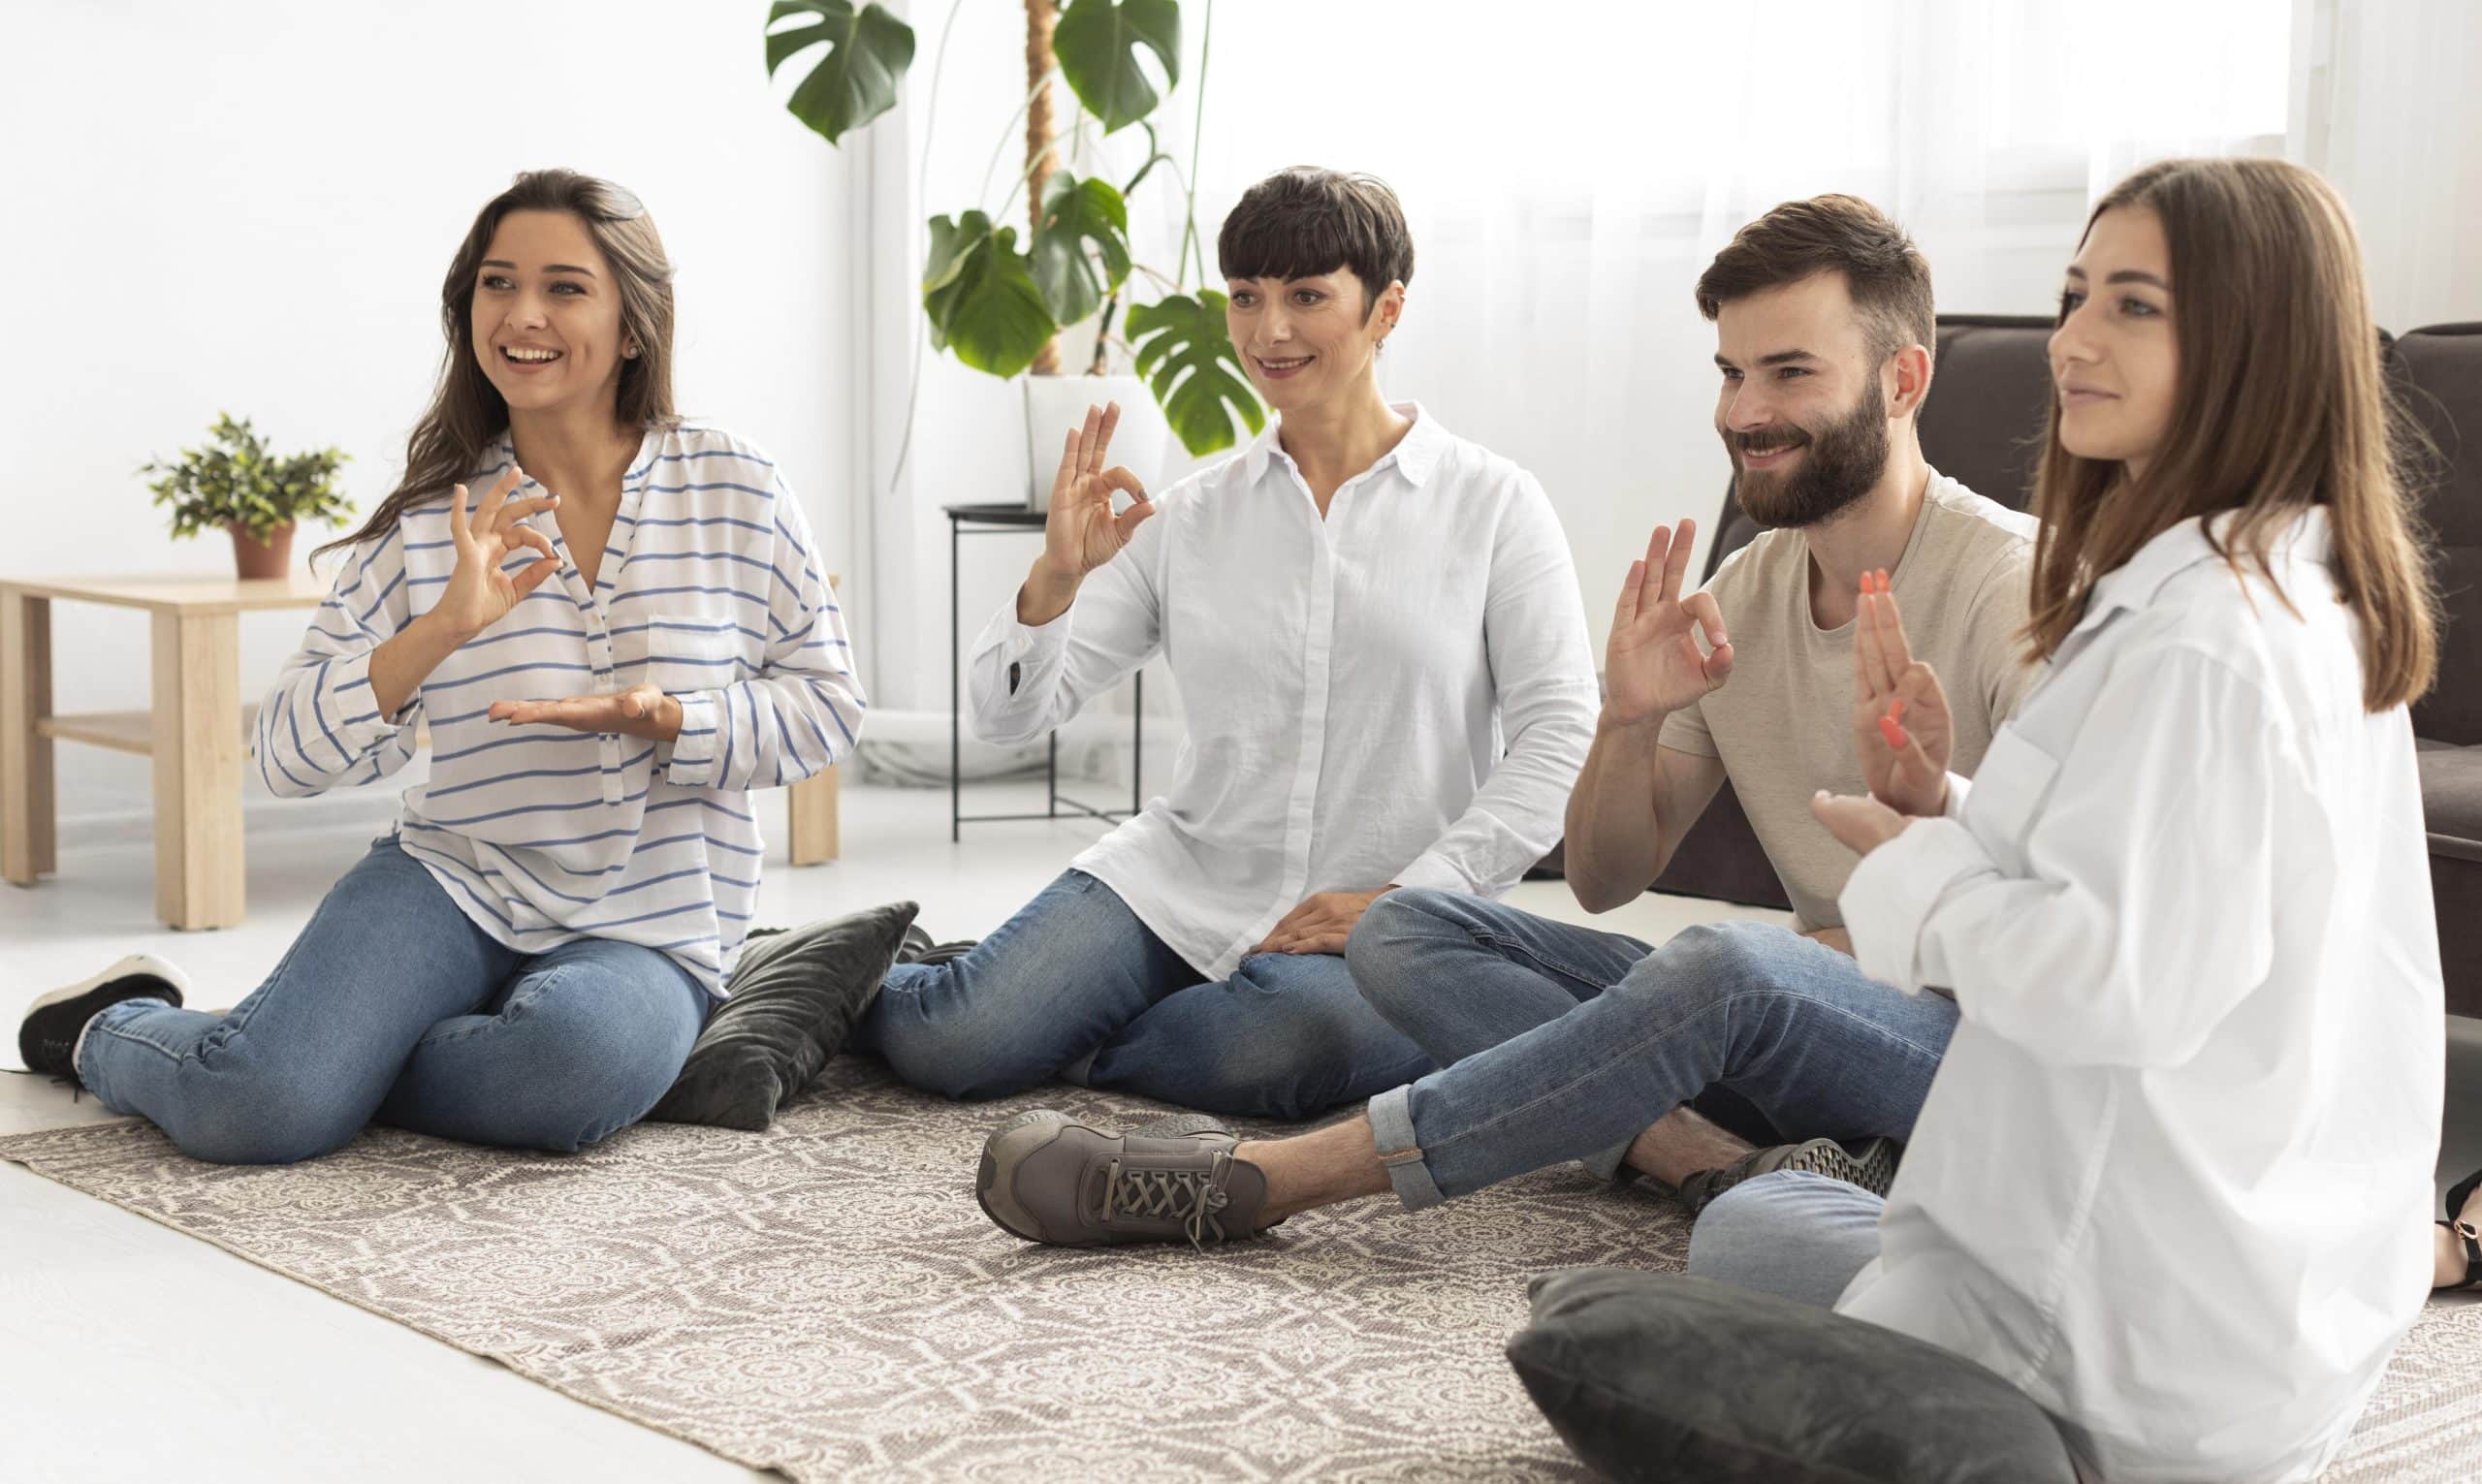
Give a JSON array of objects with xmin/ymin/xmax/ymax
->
[{"xmin": 1099, "ymin": 1152, "xmax": 1235, "ymax": 1249}]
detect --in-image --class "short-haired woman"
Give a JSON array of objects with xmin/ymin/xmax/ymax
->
[{"xmin": 856, "ymin": 168, "xmax": 1599, "ymax": 1121}]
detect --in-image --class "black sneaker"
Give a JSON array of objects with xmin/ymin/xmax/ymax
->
[
  {"xmin": 1675, "ymin": 1136, "xmax": 1901, "ymax": 1218},
  {"xmin": 17, "ymin": 953, "xmax": 190, "ymax": 1080},
  {"xmin": 896, "ymin": 926, "xmax": 976, "ymax": 968},
  {"xmin": 976, "ymin": 1108, "xmax": 1270, "ymax": 1247}
]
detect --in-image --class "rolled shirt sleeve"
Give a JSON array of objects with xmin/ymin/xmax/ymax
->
[
  {"xmin": 660, "ymin": 478, "xmax": 865, "ymax": 790},
  {"xmin": 255, "ymin": 528, "xmax": 424, "ymax": 797},
  {"xmin": 965, "ymin": 517, "xmax": 1164, "ymax": 749}
]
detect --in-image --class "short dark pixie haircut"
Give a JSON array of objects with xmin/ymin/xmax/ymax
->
[
  {"xmin": 1695, "ymin": 194, "xmax": 1935, "ymax": 367},
  {"xmin": 1218, "ymin": 167, "xmax": 1415, "ymax": 322}
]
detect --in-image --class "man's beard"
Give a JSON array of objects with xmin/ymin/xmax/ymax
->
[{"xmin": 1728, "ymin": 380, "xmax": 1890, "ymax": 529}]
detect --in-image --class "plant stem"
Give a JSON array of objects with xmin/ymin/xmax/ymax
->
[
  {"xmin": 1086, "ymin": 292, "xmax": 1120, "ymax": 374},
  {"xmin": 1025, "ymin": 0, "xmax": 1063, "ymax": 374},
  {"xmin": 1173, "ymin": 0, "xmax": 1215, "ymax": 289},
  {"xmin": 976, "ymin": 69, "xmax": 1065, "ymax": 223}
]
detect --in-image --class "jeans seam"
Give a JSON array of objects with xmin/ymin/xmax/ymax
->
[
  {"xmin": 1418, "ymin": 984, "xmax": 1949, "ymax": 1162},
  {"xmin": 1463, "ymin": 927, "xmax": 1639, "ymax": 998},
  {"xmin": 411, "ymin": 963, "xmax": 567, "ymax": 1052}
]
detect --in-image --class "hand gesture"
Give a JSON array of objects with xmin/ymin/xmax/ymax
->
[
  {"xmin": 436, "ymin": 467, "xmax": 561, "ymax": 642},
  {"xmin": 488, "ymin": 681, "xmax": 682, "ymax": 741},
  {"xmin": 1850, "ymin": 570, "xmax": 1955, "ymax": 817},
  {"xmin": 1808, "ymin": 789, "xmax": 1912, "ymax": 858},
  {"xmin": 1249, "ymin": 886, "xmax": 1396, "ymax": 958},
  {"xmin": 1040, "ymin": 402, "xmax": 1156, "ymax": 583},
  {"xmin": 1604, "ymin": 520, "xmax": 1734, "ymax": 726}
]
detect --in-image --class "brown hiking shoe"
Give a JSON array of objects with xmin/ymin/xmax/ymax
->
[
  {"xmin": 1675, "ymin": 1136, "xmax": 1901, "ymax": 1218},
  {"xmin": 976, "ymin": 1109, "xmax": 1272, "ymax": 1248}
]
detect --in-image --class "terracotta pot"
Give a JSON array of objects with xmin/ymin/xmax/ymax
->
[{"xmin": 228, "ymin": 521, "xmax": 296, "ymax": 580}]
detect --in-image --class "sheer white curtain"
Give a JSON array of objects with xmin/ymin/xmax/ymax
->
[
  {"xmin": 856, "ymin": 0, "xmax": 2306, "ymax": 715},
  {"xmin": 1172, "ymin": 0, "xmax": 2292, "ymax": 636}
]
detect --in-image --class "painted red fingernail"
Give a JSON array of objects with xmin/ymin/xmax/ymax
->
[
  {"xmin": 1889, "ymin": 698, "xmax": 1907, "ymax": 723},
  {"xmin": 1878, "ymin": 716, "xmax": 1907, "ymax": 748}
]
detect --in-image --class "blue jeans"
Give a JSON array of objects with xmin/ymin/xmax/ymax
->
[
  {"xmin": 77, "ymin": 837, "xmax": 710, "ymax": 1165},
  {"xmin": 1345, "ymin": 889, "xmax": 1957, "ymax": 1209},
  {"xmin": 1686, "ymin": 1170, "xmax": 1886, "ymax": 1309},
  {"xmin": 854, "ymin": 869, "xmax": 1434, "ymax": 1121}
]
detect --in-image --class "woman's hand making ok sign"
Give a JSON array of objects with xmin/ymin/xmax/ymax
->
[
  {"xmin": 434, "ymin": 465, "xmax": 562, "ymax": 643},
  {"xmin": 1017, "ymin": 402, "xmax": 1157, "ymax": 626}
]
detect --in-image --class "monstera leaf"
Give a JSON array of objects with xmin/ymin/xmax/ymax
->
[
  {"xmin": 1052, "ymin": 0, "xmax": 1181, "ymax": 134},
  {"xmin": 1029, "ymin": 172, "xmax": 1133, "ymax": 326},
  {"xmin": 766, "ymin": 1, "xmax": 916, "ymax": 144},
  {"xmin": 1128, "ymin": 291, "xmax": 1264, "ymax": 456},
  {"xmin": 923, "ymin": 212, "xmax": 1059, "ymax": 379}
]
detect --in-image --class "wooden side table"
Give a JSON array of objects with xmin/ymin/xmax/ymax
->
[{"xmin": 0, "ymin": 573, "xmax": 838, "ymax": 931}]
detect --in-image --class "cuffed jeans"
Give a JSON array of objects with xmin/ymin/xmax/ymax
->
[
  {"xmin": 855, "ymin": 869, "xmax": 1434, "ymax": 1121},
  {"xmin": 1345, "ymin": 889, "xmax": 1957, "ymax": 1210},
  {"xmin": 76, "ymin": 837, "xmax": 711, "ymax": 1165}
]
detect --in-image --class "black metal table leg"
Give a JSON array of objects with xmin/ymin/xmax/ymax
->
[{"xmin": 950, "ymin": 513, "xmax": 961, "ymax": 843}]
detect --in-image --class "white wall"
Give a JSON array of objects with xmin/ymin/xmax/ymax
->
[
  {"xmin": 0, "ymin": 1, "xmax": 856, "ymax": 834},
  {"xmin": 2296, "ymin": 0, "xmax": 2482, "ymax": 332}
]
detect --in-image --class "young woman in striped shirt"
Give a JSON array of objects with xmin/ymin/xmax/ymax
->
[{"xmin": 16, "ymin": 170, "xmax": 862, "ymax": 1163}]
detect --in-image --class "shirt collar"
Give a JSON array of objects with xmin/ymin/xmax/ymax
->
[
  {"xmin": 1240, "ymin": 400, "xmax": 1445, "ymax": 489},
  {"xmin": 2071, "ymin": 504, "xmax": 2335, "ymax": 637}
]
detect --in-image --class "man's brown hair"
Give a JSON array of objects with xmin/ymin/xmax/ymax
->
[{"xmin": 1695, "ymin": 194, "xmax": 1936, "ymax": 370}]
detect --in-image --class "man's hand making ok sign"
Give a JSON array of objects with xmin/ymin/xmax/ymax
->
[{"xmin": 1603, "ymin": 518, "xmax": 1734, "ymax": 727}]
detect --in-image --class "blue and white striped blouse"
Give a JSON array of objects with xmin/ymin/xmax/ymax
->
[{"xmin": 256, "ymin": 424, "xmax": 865, "ymax": 995}]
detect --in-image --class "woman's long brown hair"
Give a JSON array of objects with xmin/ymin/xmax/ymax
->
[
  {"xmin": 2021, "ymin": 157, "xmax": 2438, "ymax": 711},
  {"xmin": 317, "ymin": 169, "xmax": 679, "ymax": 561}
]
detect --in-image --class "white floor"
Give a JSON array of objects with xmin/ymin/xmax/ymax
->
[{"xmin": 6, "ymin": 784, "xmax": 2479, "ymax": 1482}]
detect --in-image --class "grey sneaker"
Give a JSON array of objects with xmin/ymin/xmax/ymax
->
[
  {"xmin": 1675, "ymin": 1136, "xmax": 1901, "ymax": 1218},
  {"xmin": 976, "ymin": 1109, "xmax": 1271, "ymax": 1247}
]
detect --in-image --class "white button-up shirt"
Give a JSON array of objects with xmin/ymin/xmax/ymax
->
[
  {"xmin": 969, "ymin": 403, "xmax": 1600, "ymax": 980},
  {"xmin": 1839, "ymin": 509, "xmax": 2442, "ymax": 1482}
]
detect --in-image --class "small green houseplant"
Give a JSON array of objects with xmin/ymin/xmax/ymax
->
[
  {"xmin": 142, "ymin": 414, "xmax": 352, "ymax": 579},
  {"xmin": 765, "ymin": 0, "xmax": 1262, "ymax": 465}
]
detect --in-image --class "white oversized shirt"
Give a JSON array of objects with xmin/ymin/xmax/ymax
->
[
  {"xmin": 256, "ymin": 425, "xmax": 865, "ymax": 995},
  {"xmin": 969, "ymin": 403, "xmax": 1600, "ymax": 980},
  {"xmin": 1838, "ymin": 509, "xmax": 2441, "ymax": 1482}
]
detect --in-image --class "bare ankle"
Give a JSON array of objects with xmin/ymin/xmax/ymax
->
[
  {"xmin": 1233, "ymin": 1120, "xmax": 1392, "ymax": 1222},
  {"xmin": 1624, "ymin": 1106, "xmax": 1755, "ymax": 1188}
]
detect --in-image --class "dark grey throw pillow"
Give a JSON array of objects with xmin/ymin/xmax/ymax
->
[
  {"xmin": 1508, "ymin": 1269, "xmax": 2079, "ymax": 1484},
  {"xmin": 646, "ymin": 900, "xmax": 919, "ymax": 1132}
]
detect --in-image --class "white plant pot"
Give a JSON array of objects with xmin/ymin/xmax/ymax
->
[{"xmin": 1023, "ymin": 371, "xmax": 1169, "ymax": 512}]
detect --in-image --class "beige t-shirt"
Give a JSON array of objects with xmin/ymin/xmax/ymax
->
[{"xmin": 1659, "ymin": 471, "xmax": 2037, "ymax": 929}]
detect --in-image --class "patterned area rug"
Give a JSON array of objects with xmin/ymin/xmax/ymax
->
[{"xmin": 4, "ymin": 1058, "xmax": 2478, "ymax": 1481}]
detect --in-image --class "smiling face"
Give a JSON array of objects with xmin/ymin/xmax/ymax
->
[
  {"xmin": 2050, "ymin": 205, "xmax": 2179, "ymax": 482},
  {"xmin": 1224, "ymin": 269, "xmax": 1402, "ymax": 417},
  {"xmin": 1711, "ymin": 271, "xmax": 1895, "ymax": 528},
  {"xmin": 469, "ymin": 208, "xmax": 633, "ymax": 419}
]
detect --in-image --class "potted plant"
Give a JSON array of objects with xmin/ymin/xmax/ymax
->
[
  {"xmin": 765, "ymin": 0, "xmax": 1262, "ymax": 504},
  {"xmin": 142, "ymin": 414, "xmax": 352, "ymax": 580}
]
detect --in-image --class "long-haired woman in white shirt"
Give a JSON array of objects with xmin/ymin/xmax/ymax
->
[
  {"xmin": 855, "ymin": 168, "xmax": 1600, "ymax": 1121},
  {"xmin": 16, "ymin": 170, "xmax": 862, "ymax": 1163},
  {"xmin": 1684, "ymin": 157, "xmax": 2445, "ymax": 1481}
]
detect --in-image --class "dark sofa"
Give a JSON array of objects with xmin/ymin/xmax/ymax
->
[{"xmin": 1643, "ymin": 315, "xmax": 2481, "ymax": 1016}]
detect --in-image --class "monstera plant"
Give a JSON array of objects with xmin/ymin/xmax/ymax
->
[{"xmin": 765, "ymin": 0, "xmax": 1262, "ymax": 458}]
